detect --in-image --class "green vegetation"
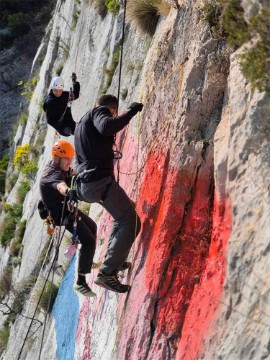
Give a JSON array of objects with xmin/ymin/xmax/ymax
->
[
  {"xmin": 32, "ymin": 237, "xmax": 52, "ymax": 277},
  {"xmin": 198, "ymin": 1, "xmax": 222, "ymax": 38},
  {"xmin": 0, "ymin": 154, "xmax": 9, "ymax": 196},
  {"xmin": 8, "ymin": 12, "xmax": 31, "ymax": 37},
  {"xmin": 5, "ymin": 173, "xmax": 19, "ymax": 193},
  {"xmin": 100, "ymin": 46, "xmax": 121, "ymax": 93},
  {"xmin": 13, "ymin": 144, "xmax": 38, "ymax": 181},
  {"xmin": 0, "ymin": 1, "xmax": 54, "ymax": 56},
  {"xmin": 16, "ymin": 180, "xmax": 31, "ymax": 203},
  {"xmin": 219, "ymin": 0, "xmax": 248, "ymax": 49},
  {"xmin": 34, "ymin": 280, "xmax": 59, "ymax": 313},
  {"xmin": 0, "ymin": 209, "xmax": 19, "ymax": 246},
  {"xmin": 18, "ymin": 75, "xmax": 39, "ymax": 101},
  {"xmin": 18, "ymin": 112, "xmax": 28, "ymax": 126},
  {"xmin": 0, "ymin": 203, "xmax": 23, "ymax": 246},
  {"xmin": 0, "ymin": 181, "xmax": 30, "ymax": 246},
  {"xmin": 0, "ymin": 269, "xmax": 37, "ymax": 329},
  {"xmin": 0, "ymin": 324, "xmax": 10, "ymax": 354},
  {"xmin": 9, "ymin": 220, "xmax": 27, "ymax": 257},
  {"xmin": 13, "ymin": 144, "xmax": 30, "ymax": 169},
  {"xmin": 105, "ymin": 0, "xmax": 120, "ymax": 14},
  {"xmin": 21, "ymin": 163, "xmax": 38, "ymax": 180},
  {"xmin": 55, "ymin": 63, "xmax": 64, "ymax": 76},
  {"xmin": 0, "ymin": 265, "xmax": 13, "ymax": 298},
  {"xmin": 0, "ymin": 273, "xmax": 38, "ymax": 355},
  {"xmin": 13, "ymin": 276, "xmax": 37, "ymax": 314},
  {"xmin": 92, "ymin": 0, "xmax": 108, "ymax": 18},
  {"xmin": 239, "ymin": 5, "xmax": 270, "ymax": 94},
  {"xmin": 199, "ymin": 1, "xmax": 270, "ymax": 94},
  {"xmin": 72, "ymin": 7, "xmax": 80, "ymax": 30}
]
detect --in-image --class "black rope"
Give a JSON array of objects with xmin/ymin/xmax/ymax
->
[
  {"xmin": 38, "ymin": 268, "xmax": 57, "ymax": 360},
  {"xmin": 38, "ymin": 179, "xmax": 79, "ymax": 359},
  {"xmin": 116, "ymin": 0, "xmax": 127, "ymax": 183},
  {"xmin": 17, "ymin": 197, "xmax": 69, "ymax": 360},
  {"xmin": 17, "ymin": 233, "xmax": 64, "ymax": 359},
  {"xmin": 116, "ymin": 0, "xmax": 127, "ymax": 109}
]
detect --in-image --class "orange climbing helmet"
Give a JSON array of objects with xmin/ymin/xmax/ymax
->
[{"xmin": 52, "ymin": 140, "xmax": 75, "ymax": 158}]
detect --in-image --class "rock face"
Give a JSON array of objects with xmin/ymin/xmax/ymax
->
[
  {"xmin": 1, "ymin": 0, "xmax": 270, "ymax": 360},
  {"xmin": 0, "ymin": 49, "xmax": 32, "ymax": 157}
]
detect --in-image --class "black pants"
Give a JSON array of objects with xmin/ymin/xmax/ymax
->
[
  {"xmin": 65, "ymin": 209, "xmax": 97, "ymax": 274},
  {"xmin": 77, "ymin": 176, "xmax": 141, "ymax": 275}
]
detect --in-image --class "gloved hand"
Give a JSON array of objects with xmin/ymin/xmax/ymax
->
[
  {"xmin": 66, "ymin": 188, "xmax": 78, "ymax": 202},
  {"xmin": 71, "ymin": 72, "xmax": 77, "ymax": 83},
  {"xmin": 128, "ymin": 102, "xmax": 144, "ymax": 115}
]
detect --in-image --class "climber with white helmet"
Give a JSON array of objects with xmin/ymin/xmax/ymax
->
[
  {"xmin": 39, "ymin": 139, "xmax": 97, "ymax": 297},
  {"xmin": 43, "ymin": 73, "xmax": 80, "ymax": 136}
]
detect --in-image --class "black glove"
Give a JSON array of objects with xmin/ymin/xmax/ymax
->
[
  {"xmin": 71, "ymin": 72, "xmax": 77, "ymax": 82},
  {"xmin": 128, "ymin": 102, "xmax": 144, "ymax": 115},
  {"xmin": 66, "ymin": 188, "xmax": 78, "ymax": 202}
]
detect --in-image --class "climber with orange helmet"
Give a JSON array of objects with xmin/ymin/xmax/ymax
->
[
  {"xmin": 39, "ymin": 139, "xmax": 97, "ymax": 297},
  {"xmin": 43, "ymin": 74, "xmax": 80, "ymax": 136}
]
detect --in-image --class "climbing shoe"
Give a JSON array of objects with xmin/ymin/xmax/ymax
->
[
  {"xmin": 118, "ymin": 261, "xmax": 131, "ymax": 272},
  {"xmin": 74, "ymin": 283, "xmax": 96, "ymax": 297},
  {"xmin": 94, "ymin": 273, "xmax": 130, "ymax": 293}
]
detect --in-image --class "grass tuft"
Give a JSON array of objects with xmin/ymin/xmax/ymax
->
[{"xmin": 127, "ymin": 0, "xmax": 159, "ymax": 36}]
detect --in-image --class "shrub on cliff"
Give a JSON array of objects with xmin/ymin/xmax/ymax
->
[
  {"xmin": 13, "ymin": 144, "xmax": 38, "ymax": 181},
  {"xmin": 239, "ymin": 5, "xmax": 270, "ymax": 94},
  {"xmin": 0, "ymin": 154, "xmax": 9, "ymax": 196},
  {"xmin": 200, "ymin": 1, "xmax": 270, "ymax": 94},
  {"xmin": 127, "ymin": 0, "xmax": 171, "ymax": 36},
  {"xmin": 127, "ymin": 0, "xmax": 159, "ymax": 36},
  {"xmin": 105, "ymin": 0, "xmax": 120, "ymax": 14},
  {"xmin": 33, "ymin": 280, "xmax": 59, "ymax": 313},
  {"xmin": 92, "ymin": 0, "xmax": 108, "ymax": 18},
  {"xmin": 0, "ymin": 0, "xmax": 54, "ymax": 55},
  {"xmin": 0, "ymin": 324, "xmax": 10, "ymax": 355}
]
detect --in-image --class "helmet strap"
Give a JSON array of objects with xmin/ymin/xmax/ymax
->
[{"xmin": 52, "ymin": 156, "xmax": 62, "ymax": 169}]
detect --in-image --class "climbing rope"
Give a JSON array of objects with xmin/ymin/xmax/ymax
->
[
  {"xmin": 57, "ymin": 87, "xmax": 74, "ymax": 125},
  {"xmin": 119, "ymin": 62, "xmax": 184, "ymax": 177},
  {"xmin": 111, "ymin": 110, "xmax": 141, "ymax": 360},
  {"xmin": 114, "ymin": 0, "xmax": 127, "ymax": 182},
  {"xmin": 37, "ymin": 177, "xmax": 79, "ymax": 359},
  {"xmin": 17, "ymin": 197, "xmax": 69, "ymax": 360},
  {"xmin": 116, "ymin": 0, "xmax": 127, "ymax": 105},
  {"xmin": 111, "ymin": 61, "xmax": 184, "ymax": 358}
]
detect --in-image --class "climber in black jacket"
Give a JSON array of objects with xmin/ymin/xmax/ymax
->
[
  {"xmin": 40, "ymin": 139, "xmax": 97, "ymax": 297},
  {"xmin": 74, "ymin": 94, "xmax": 143, "ymax": 294},
  {"xmin": 43, "ymin": 73, "xmax": 80, "ymax": 136}
]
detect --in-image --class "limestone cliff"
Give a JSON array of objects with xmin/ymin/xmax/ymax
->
[{"xmin": 1, "ymin": 1, "xmax": 270, "ymax": 360}]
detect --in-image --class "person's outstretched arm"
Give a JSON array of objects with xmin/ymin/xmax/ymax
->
[{"xmin": 93, "ymin": 103, "xmax": 143, "ymax": 136}]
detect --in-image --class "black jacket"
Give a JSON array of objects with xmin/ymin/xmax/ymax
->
[
  {"xmin": 39, "ymin": 161, "xmax": 72, "ymax": 224},
  {"xmin": 74, "ymin": 106, "xmax": 136, "ymax": 181},
  {"xmin": 43, "ymin": 82, "xmax": 80, "ymax": 136}
]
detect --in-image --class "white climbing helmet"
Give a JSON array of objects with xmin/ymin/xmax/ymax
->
[{"xmin": 51, "ymin": 76, "xmax": 64, "ymax": 90}]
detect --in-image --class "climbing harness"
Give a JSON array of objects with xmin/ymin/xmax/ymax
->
[
  {"xmin": 44, "ymin": 215, "xmax": 55, "ymax": 235},
  {"xmin": 57, "ymin": 87, "xmax": 74, "ymax": 125},
  {"xmin": 17, "ymin": 191, "xmax": 77, "ymax": 359},
  {"xmin": 64, "ymin": 176, "xmax": 80, "ymax": 258},
  {"xmin": 69, "ymin": 176, "xmax": 79, "ymax": 245}
]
